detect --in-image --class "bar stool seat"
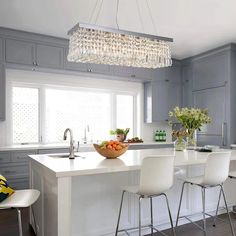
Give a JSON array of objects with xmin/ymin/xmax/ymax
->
[
  {"xmin": 115, "ymin": 155, "xmax": 176, "ymax": 236},
  {"xmin": 0, "ymin": 189, "xmax": 39, "ymax": 209},
  {"xmin": 0, "ymin": 189, "xmax": 40, "ymax": 236},
  {"xmin": 122, "ymin": 185, "xmax": 169, "ymax": 196}
]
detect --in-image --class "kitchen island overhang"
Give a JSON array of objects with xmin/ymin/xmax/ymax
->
[{"xmin": 29, "ymin": 148, "xmax": 236, "ymax": 236}]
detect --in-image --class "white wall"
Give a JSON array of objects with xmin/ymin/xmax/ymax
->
[{"xmin": 0, "ymin": 69, "xmax": 171, "ymax": 146}]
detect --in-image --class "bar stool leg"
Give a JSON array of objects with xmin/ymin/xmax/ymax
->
[
  {"xmin": 16, "ymin": 208, "xmax": 23, "ymax": 236},
  {"xmin": 176, "ymin": 182, "xmax": 186, "ymax": 227},
  {"xmin": 202, "ymin": 187, "xmax": 207, "ymax": 236},
  {"xmin": 139, "ymin": 196, "xmax": 143, "ymax": 236},
  {"xmin": 163, "ymin": 194, "xmax": 176, "ymax": 236},
  {"xmin": 32, "ymin": 205, "xmax": 38, "ymax": 236},
  {"xmin": 213, "ymin": 186, "xmax": 222, "ymax": 227},
  {"xmin": 115, "ymin": 190, "xmax": 125, "ymax": 236},
  {"xmin": 150, "ymin": 197, "xmax": 154, "ymax": 235},
  {"xmin": 220, "ymin": 185, "xmax": 235, "ymax": 236}
]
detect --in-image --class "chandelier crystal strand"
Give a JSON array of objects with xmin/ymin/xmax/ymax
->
[{"xmin": 67, "ymin": 24, "xmax": 172, "ymax": 69}]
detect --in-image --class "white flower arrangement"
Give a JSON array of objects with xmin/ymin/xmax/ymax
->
[{"xmin": 169, "ymin": 107, "xmax": 212, "ymax": 131}]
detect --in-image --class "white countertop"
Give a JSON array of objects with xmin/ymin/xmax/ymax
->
[
  {"xmin": 0, "ymin": 141, "xmax": 173, "ymax": 151},
  {"xmin": 29, "ymin": 148, "xmax": 236, "ymax": 177}
]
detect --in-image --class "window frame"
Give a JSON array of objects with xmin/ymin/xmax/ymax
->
[{"xmin": 9, "ymin": 82, "xmax": 138, "ymax": 145}]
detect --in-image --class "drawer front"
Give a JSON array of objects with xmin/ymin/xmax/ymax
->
[
  {"xmin": 0, "ymin": 152, "xmax": 11, "ymax": 163},
  {"xmin": 0, "ymin": 164, "xmax": 29, "ymax": 178},
  {"xmin": 11, "ymin": 150, "xmax": 37, "ymax": 162}
]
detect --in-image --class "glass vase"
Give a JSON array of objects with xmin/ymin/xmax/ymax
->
[
  {"xmin": 174, "ymin": 137, "xmax": 187, "ymax": 151},
  {"xmin": 187, "ymin": 130, "xmax": 197, "ymax": 147}
]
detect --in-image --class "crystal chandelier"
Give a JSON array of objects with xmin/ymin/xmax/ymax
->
[{"xmin": 67, "ymin": 1, "xmax": 173, "ymax": 69}]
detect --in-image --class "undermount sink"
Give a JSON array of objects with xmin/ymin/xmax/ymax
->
[{"xmin": 48, "ymin": 153, "xmax": 85, "ymax": 159}]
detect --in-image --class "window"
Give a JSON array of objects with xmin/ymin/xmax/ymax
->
[
  {"xmin": 11, "ymin": 85, "xmax": 136, "ymax": 144},
  {"xmin": 45, "ymin": 88, "xmax": 111, "ymax": 143},
  {"xmin": 12, "ymin": 87, "xmax": 39, "ymax": 144}
]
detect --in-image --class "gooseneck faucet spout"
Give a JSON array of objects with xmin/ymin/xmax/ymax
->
[{"xmin": 63, "ymin": 128, "xmax": 75, "ymax": 159}]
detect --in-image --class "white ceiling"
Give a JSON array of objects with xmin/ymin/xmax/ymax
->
[{"xmin": 0, "ymin": 0, "xmax": 236, "ymax": 59}]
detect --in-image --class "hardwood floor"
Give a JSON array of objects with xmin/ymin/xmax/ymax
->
[
  {"xmin": 0, "ymin": 208, "xmax": 34, "ymax": 236},
  {"xmin": 0, "ymin": 208, "xmax": 235, "ymax": 236}
]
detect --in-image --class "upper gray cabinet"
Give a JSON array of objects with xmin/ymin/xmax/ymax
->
[
  {"xmin": 5, "ymin": 38, "xmax": 64, "ymax": 69},
  {"xmin": 5, "ymin": 39, "xmax": 35, "ymax": 65},
  {"xmin": 112, "ymin": 65, "xmax": 135, "ymax": 78},
  {"xmin": 182, "ymin": 65, "xmax": 193, "ymax": 107},
  {"xmin": 0, "ymin": 64, "xmax": 5, "ymax": 121},
  {"xmin": 0, "ymin": 38, "xmax": 3, "ymax": 62},
  {"xmin": 192, "ymin": 51, "xmax": 229, "ymax": 90},
  {"xmin": 87, "ymin": 63, "xmax": 110, "ymax": 75},
  {"xmin": 144, "ymin": 65, "xmax": 182, "ymax": 123},
  {"xmin": 133, "ymin": 67, "xmax": 152, "ymax": 80},
  {"xmin": 36, "ymin": 44, "xmax": 64, "ymax": 69}
]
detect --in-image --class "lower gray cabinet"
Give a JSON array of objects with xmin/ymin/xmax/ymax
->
[
  {"xmin": 0, "ymin": 150, "xmax": 36, "ymax": 189},
  {"xmin": 0, "ymin": 38, "xmax": 3, "ymax": 62},
  {"xmin": 36, "ymin": 44, "xmax": 64, "ymax": 69},
  {"xmin": 0, "ymin": 64, "xmax": 5, "ymax": 121}
]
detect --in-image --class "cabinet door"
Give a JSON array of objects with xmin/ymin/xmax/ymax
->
[
  {"xmin": 5, "ymin": 39, "xmax": 35, "ymax": 65},
  {"xmin": 0, "ymin": 64, "xmax": 5, "ymax": 121},
  {"xmin": 36, "ymin": 44, "xmax": 64, "ymax": 69},
  {"xmin": 64, "ymin": 48, "xmax": 87, "ymax": 72},
  {"xmin": 192, "ymin": 51, "xmax": 229, "ymax": 90},
  {"xmin": 193, "ymin": 86, "xmax": 226, "ymax": 145},
  {"xmin": 87, "ymin": 63, "xmax": 110, "ymax": 75},
  {"xmin": 168, "ymin": 80, "xmax": 181, "ymax": 112},
  {"xmin": 152, "ymin": 80, "xmax": 169, "ymax": 121},
  {"xmin": 112, "ymin": 65, "xmax": 135, "ymax": 78},
  {"xmin": 182, "ymin": 65, "xmax": 193, "ymax": 107},
  {"xmin": 0, "ymin": 38, "xmax": 3, "ymax": 62},
  {"xmin": 133, "ymin": 67, "xmax": 152, "ymax": 81}
]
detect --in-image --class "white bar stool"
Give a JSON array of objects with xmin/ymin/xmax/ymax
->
[
  {"xmin": 176, "ymin": 152, "xmax": 235, "ymax": 236},
  {"xmin": 0, "ymin": 189, "xmax": 40, "ymax": 236},
  {"xmin": 115, "ymin": 155, "xmax": 176, "ymax": 236}
]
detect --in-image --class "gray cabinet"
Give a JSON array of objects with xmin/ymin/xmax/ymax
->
[
  {"xmin": 182, "ymin": 65, "xmax": 193, "ymax": 107},
  {"xmin": 0, "ymin": 38, "xmax": 3, "ymax": 61},
  {"xmin": 192, "ymin": 51, "xmax": 229, "ymax": 91},
  {"xmin": 112, "ymin": 65, "xmax": 135, "ymax": 78},
  {"xmin": 0, "ymin": 64, "xmax": 5, "ymax": 121},
  {"xmin": 144, "ymin": 65, "xmax": 181, "ymax": 123},
  {"xmin": 5, "ymin": 38, "xmax": 35, "ymax": 65},
  {"xmin": 133, "ymin": 67, "xmax": 152, "ymax": 80},
  {"xmin": 0, "ymin": 150, "xmax": 36, "ymax": 189},
  {"xmin": 36, "ymin": 44, "xmax": 64, "ymax": 69},
  {"xmin": 87, "ymin": 63, "xmax": 110, "ymax": 75},
  {"xmin": 193, "ymin": 86, "xmax": 227, "ymax": 146}
]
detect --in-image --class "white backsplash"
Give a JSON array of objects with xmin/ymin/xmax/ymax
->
[{"xmin": 141, "ymin": 122, "xmax": 172, "ymax": 142}]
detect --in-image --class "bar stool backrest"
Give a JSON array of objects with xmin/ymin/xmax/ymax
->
[
  {"xmin": 203, "ymin": 152, "xmax": 231, "ymax": 186},
  {"xmin": 139, "ymin": 155, "xmax": 175, "ymax": 195}
]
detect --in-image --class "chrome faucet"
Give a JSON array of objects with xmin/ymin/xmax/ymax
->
[{"xmin": 63, "ymin": 128, "xmax": 75, "ymax": 159}]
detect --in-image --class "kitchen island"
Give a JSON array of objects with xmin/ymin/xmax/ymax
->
[{"xmin": 29, "ymin": 148, "xmax": 236, "ymax": 236}]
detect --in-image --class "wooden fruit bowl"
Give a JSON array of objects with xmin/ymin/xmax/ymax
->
[{"xmin": 93, "ymin": 144, "xmax": 129, "ymax": 159}]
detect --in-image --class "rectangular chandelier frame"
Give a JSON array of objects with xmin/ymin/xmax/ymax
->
[{"xmin": 68, "ymin": 23, "xmax": 173, "ymax": 42}]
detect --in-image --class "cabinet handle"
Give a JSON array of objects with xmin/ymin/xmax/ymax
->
[
  {"xmin": 165, "ymin": 79, "xmax": 169, "ymax": 82},
  {"xmin": 222, "ymin": 122, "xmax": 227, "ymax": 146}
]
